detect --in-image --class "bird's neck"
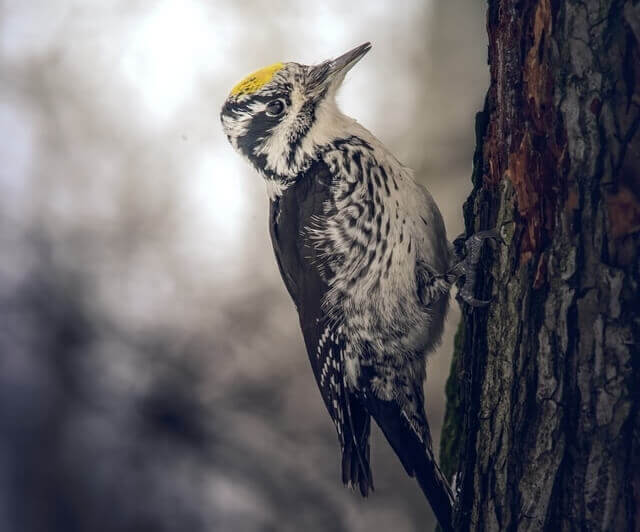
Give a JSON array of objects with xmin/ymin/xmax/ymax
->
[{"xmin": 262, "ymin": 102, "xmax": 377, "ymax": 200}]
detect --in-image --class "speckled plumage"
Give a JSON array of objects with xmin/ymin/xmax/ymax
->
[{"xmin": 221, "ymin": 43, "xmax": 456, "ymax": 531}]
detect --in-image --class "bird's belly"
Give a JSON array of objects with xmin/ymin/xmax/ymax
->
[{"xmin": 340, "ymin": 275, "xmax": 449, "ymax": 361}]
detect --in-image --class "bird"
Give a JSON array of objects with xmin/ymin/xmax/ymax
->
[{"xmin": 220, "ymin": 42, "xmax": 495, "ymax": 532}]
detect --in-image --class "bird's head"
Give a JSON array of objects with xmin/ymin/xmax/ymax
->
[{"xmin": 220, "ymin": 42, "xmax": 371, "ymax": 193}]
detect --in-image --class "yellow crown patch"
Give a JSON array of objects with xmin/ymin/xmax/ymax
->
[{"xmin": 230, "ymin": 63, "xmax": 284, "ymax": 97}]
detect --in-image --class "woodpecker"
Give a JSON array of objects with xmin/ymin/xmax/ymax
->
[{"xmin": 221, "ymin": 42, "xmax": 494, "ymax": 532}]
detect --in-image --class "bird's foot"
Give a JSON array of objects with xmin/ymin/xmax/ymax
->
[{"xmin": 451, "ymin": 230, "xmax": 503, "ymax": 307}]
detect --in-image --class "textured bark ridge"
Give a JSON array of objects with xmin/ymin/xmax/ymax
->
[{"xmin": 441, "ymin": 1, "xmax": 640, "ymax": 530}]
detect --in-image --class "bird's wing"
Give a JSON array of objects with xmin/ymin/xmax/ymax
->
[
  {"xmin": 268, "ymin": 160, "xmax": 373, "ymax": 495},
  {"xmin": 311, "ymin": 320, "xmax": 373, "ymax": 495}
]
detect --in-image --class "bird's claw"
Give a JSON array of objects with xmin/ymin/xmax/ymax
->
[
  {"xmin": 463, "ymin": 229, "xmax": 504, "ymax": 253},
  {"xmin": 456, "ymin": 290, "xmax": 491, "ymax": 307},
  {"xmin": 452, "ymin": 229, "xmax": 504, "ymax": 307}
]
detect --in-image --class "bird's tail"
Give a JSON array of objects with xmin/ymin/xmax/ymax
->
[
  {"xmin": 360, "ymin": 391, "xmax": 454, "ymax": 532},
  {"xmin": 413, "ymin": 443, "xmax": 455, "ymax": 532}
]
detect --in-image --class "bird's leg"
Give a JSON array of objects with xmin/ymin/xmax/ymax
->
[{"xmin": 449, "ymin": 230, "xmax": 502, "ymax": 307}]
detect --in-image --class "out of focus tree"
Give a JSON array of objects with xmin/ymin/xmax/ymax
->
[{"xmin": 441, "ymin": 0, "xmax": 640, "ymax": 530}]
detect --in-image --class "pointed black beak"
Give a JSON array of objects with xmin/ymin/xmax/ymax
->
[{"xmin": 306, "ymin": 42, "xmax": 372, "ymax": 92}]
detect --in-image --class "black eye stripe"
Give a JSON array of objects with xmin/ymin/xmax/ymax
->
[{"xmin": 222, "ymin": 93, "xmax": 291, "ymax": 118}]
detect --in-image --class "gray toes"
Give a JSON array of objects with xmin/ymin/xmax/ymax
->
[
  {"xmin": 456, "ymin": 289, "xmax": 491, "ymax": 307},
  {"xmin": 464, "ymin": 230, "xmax": 503, "ymax": 261},
  {"xmin": 453, "ymin": 228, "xmax": 502, "ymax": 306}
]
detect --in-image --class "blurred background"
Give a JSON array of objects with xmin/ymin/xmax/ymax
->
[{"xmin": 0, "ymin": 1, "xmax": 487, "ymax": 530}]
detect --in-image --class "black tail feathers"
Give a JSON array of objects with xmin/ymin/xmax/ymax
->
[
  {"xmin": 414, "ymin": 446, "xmax": 454, "ymax": 532},
  {"xmin": 360, "ymin": 391, "xmax": 454, "ymax": 532}
]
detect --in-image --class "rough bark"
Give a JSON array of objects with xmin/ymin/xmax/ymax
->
[{"xmin": 440, "ymin": 1, "xmax": 640, "ymax": 530}]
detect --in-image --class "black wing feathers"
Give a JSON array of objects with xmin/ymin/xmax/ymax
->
[
  {"xmin": 341, "ymin": 389, "xmax": 373, "ymax": 496},
  {"xmin": 269, "ymin": 161, "xmax": 373, "ymax": 495}
]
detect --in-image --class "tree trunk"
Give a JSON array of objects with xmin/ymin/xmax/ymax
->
[{"xmin": 440, "ymin": 1, "xmax": 640, "ymax": 530}]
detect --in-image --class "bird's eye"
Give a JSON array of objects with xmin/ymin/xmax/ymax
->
[{"xmin": 265, "ymin": 99, "xmax": 285, "ymax": 117}]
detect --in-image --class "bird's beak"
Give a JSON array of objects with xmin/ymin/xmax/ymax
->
[{"xmin": 306, "ymin": 42, "xmax": 372, "ymax": 93}]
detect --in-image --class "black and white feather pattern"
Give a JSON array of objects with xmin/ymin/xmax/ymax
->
[
  {"xmin": 269, "ymin": 160, "xmax": 373, "ymax": 495},
  {"xmin": 222, "ymin": 59, "xmax": 454, "ymax": 529},
  {"xmin": 316, "ymin": 325, "xmax": 345, "ymax": 441}
]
